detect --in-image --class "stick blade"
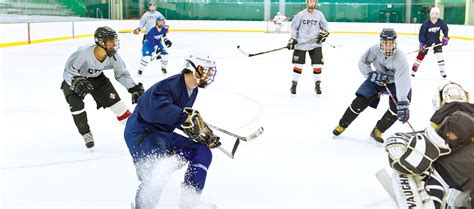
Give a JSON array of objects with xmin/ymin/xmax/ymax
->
[
  {"xmin": 375, "ymin": 168, "xmax": 397, "ymax": 202},
  {"xmin": 241, "ymin": 127, "xmax": 264, "ymax": 141},
  {"xmin": 237, "ymin": 45, "xmax": 250, "ymax": 57}
]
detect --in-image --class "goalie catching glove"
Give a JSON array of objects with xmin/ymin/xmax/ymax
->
[{"xmin": 181, "ymin": 107, "xmax": 221, "ymax": 148}]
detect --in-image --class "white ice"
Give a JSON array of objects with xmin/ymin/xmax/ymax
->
[{"xmin": 1, "ymin": 30, "xmax": 473, "ymax": 209}]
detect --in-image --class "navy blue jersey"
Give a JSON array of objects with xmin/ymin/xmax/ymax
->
[
  {"xmin": 144, "ymin": 25, "xmax": 169, "ymax": 51},
  {"xmin": 125, "ymin": 73, "xmax": 198, "ymax": 140},
  {"xmin": 419, "ymin": 19, "xmax": 448, "ymax": 45}
]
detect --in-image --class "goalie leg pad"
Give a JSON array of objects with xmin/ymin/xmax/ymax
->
[
  {"xmin": 425, "ymin": 169, "xmax": 450, "ymax": 209},
  {"xmin": 447, "ymin": 189, "xmax": 471, "ymax": 208},
  {"xmin": 392, "ymin": 171, "xmax": 425, "ymax": 208}
]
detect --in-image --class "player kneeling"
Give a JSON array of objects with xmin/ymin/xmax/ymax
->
[{"xmin": 383, "ymin": 82, "xmax": 473, "ymax": 209}]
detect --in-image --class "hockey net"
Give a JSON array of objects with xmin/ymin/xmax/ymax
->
[{"xmin": 265, "ymin": 20, "xmax": 290, "ymax": 33}]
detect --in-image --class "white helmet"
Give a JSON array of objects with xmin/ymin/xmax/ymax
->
[
  {"xmin": 432, "ymin": 81, "xmax": 470, "ymax": 110},
  {"xmin": 430, "ymin": 7, "xmax": 440, "ymax": 19},
  {"xmin": 184, "ymin": 51, "xmax": 217, "ymax": 88}
]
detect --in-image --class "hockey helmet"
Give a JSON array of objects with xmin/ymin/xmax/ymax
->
[
  {"xmin": 430, "ymin": 7, "xmax": 440, "ymax": 19},
  {"xmin": 379, "ymin": 28, "xmax": 397, "ymax": 57},
  {"xmin": 432, "ymin": 81, "xmax": 470, "ymax": 110},
  {"xmin": 184, "ymin": 51, "xmax": 217, "ymax": 88},
  {"xmin": 156, "ymin": 15, "xmax": 165, "ymax": 25},
  {"xmin": 94, "ymin": 26, "xmax": 119, "ymax": 57}
]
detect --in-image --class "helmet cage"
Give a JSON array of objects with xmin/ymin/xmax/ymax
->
[{"xmin": 187, "ymin": 59, "xmax": 217, "ymax": 88}]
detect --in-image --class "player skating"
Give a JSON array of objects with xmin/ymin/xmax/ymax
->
[
  {"xmin": 411, "ymin": 7, "xmax": 450, "ymax": 78},
  {"xmin": 133, "ymin": 0, "xmax": 165, "ymax": 43},
  {"xmin": 137, "ymin": 15, "xmax": 172, "ymax": 76},
  {"xmin": 61, "ymin": 26, "xmax": 144, "ymax": 149},
  {"xmin": 332, "ymin": 28, "xmax": 411, "ymax": 144},
  {"xmin": 125, "ymin": 51, "xmax": 219, "ymax": 209}
]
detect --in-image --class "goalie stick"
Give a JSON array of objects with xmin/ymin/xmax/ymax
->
[
  {"xmin": 376, "ymin": 168, "xmax": 398, "ymax": 204},
  {"xmin": 207, "ymin": 123, "xmax": 264, "ymax": 159}
]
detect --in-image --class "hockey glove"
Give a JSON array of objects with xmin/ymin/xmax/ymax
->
[
  {"xmin": 368, "ymin": 71, "xmax": 388, "ymax": 86},
  {"xmin": 441, "ymin": 37, "xmax": 449, "ymax": 46},
  {"xmin": 70, "ymin": 76, "xmax": 93, "ymax": 97},
  {"xmin": 287, "ymin": 38, "xmax": 297, "ymax": 50},
  {"xmin": 128, "ymin": 83, "xmax": 144, "ymax": 104},
  {"xmin": 396, "ymin": 101, "xmax": 410, "ymax": 123},
  {"xmin": 181, "ymin": 108, "xmax": 221, "ymax": 148},
  {"xmin": 133, "ymin": 28, "xmax": 140, "ymax": 35},
  {"xmin": 419, "ymin": 43, "xmax": 428, "ymax": 52},
  {"xmin": 164, "ymin": 37, "xmax": 172, "ymax": 48},
  {"xmin": 316, "ymin": 30, "xmax": 329, "ymax": 44}
]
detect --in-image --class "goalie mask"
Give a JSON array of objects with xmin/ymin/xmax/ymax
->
[
  {"xmin": 437, "ymin": 111, "xmax": 474, "ymax": 151},
  {"xmin": 94, "ymin": 26, "xmax": 119, "ymax": 57},
  {"xmin": 379, "ymin": 28, "xmax": 397, "ymax": 57},
  {"xmin": 184, "ymin": 51, "xmax": 217, "ymax": 88},
  {"xmin": 432, "ymin": 81, "xmax": 470, "ymax": 110}
]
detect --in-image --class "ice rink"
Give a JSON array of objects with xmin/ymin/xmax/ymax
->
[{"xmin": 1, "ymin": 29, "xmax": 473, "ymax": 208}]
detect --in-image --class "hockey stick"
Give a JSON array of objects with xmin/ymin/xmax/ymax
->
[
  {"xmin": 207, "ymin": 123, "xmax": 264, "ymax": 159},
  {"xmin": 406, "ymin": 43, "xmax": 442, "ymax": 55},
  {"xmin": 151, "ymin": 45, "xmax": 162, "ymax": 61},
  {"xmin": 237, "ymin": 45, "xmax": 287, "ymax": 57},
  {"xmin": 324, "ymin": 41, "xmax": 341, "ymax": 48},
  {"xmin": 382, "ymin": 82, "xmax": 416, "ymax": 133},
  {"xmin": 375, "ymin": 168, "xmax": 398, "ymax": 203}
]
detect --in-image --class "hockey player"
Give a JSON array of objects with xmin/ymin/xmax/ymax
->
[
  {"xmin": 411, "ymin": 7, "xmax": 450, "ymax": 78},
  {"xmin": 124, "ymin": 51, "xmax": 219, "ymax": 209},
  {"xmin": 273, "ymin": 12, "xmax": 287, "ymax": 33},
  {"xmin": 383, "ymin": 82, "xmax": 473, "ymax": 208},
  {"xmin": 133, "ymin": 0, "xmax": 165, "ymax": 43},
  {"xmin": 332, "ymin": 28, "xmax": 412, "ymax": 144},
  {"xmin": 137, "ymin": 15, "xmax": 172, "ymax": 75},
  {"xmin": 287, "ymin": 0, "xmax": 329, "ymax": 95},
  {"xmin": 61, "ymin": 26, "xmax": 144, "ymax": 149}
]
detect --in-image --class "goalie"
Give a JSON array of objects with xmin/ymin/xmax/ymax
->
[
  {"xmin": 383, "ymin": 81, "xmax": 473, "ymax": 209},
  {"xmin": 124, "ymin": 50, "xmax": 219, "ymax": 209}
]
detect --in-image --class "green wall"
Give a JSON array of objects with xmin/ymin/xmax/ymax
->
[{"xmin": 65, "ymin": 0, "xmax": 472, "ymax": 24}]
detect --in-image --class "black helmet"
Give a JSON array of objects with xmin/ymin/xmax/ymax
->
[
  {"xmin": 380, "ymin": 28, "xmax": 397, "ymax": 57},
  {"xmin": 94, "ymin": 26, "xmax": 119, "ymax": 57},
  {"xmin": 380, "ymin": 28, "xmax": 397, "ymax": 41}
]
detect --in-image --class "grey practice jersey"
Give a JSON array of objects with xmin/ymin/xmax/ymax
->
[
  {"xmin": 138, "ymin": 11, "xmax": 164, "ymax": 34},
  {"xmin": 290, "ymin": 9, "xmax": 329, "ymax": 51},
  {"xmin": 358, "ymin": 44, "xmax": 411, "ymax": 102},
  {"xmin": 63, "ymin": 44, "xmax": 136, "ymax": 89}
]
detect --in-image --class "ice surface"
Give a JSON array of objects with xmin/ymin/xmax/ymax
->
[{"xmin": 1, "ymin": 30, "xmax": 472, "ymax": 208}]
